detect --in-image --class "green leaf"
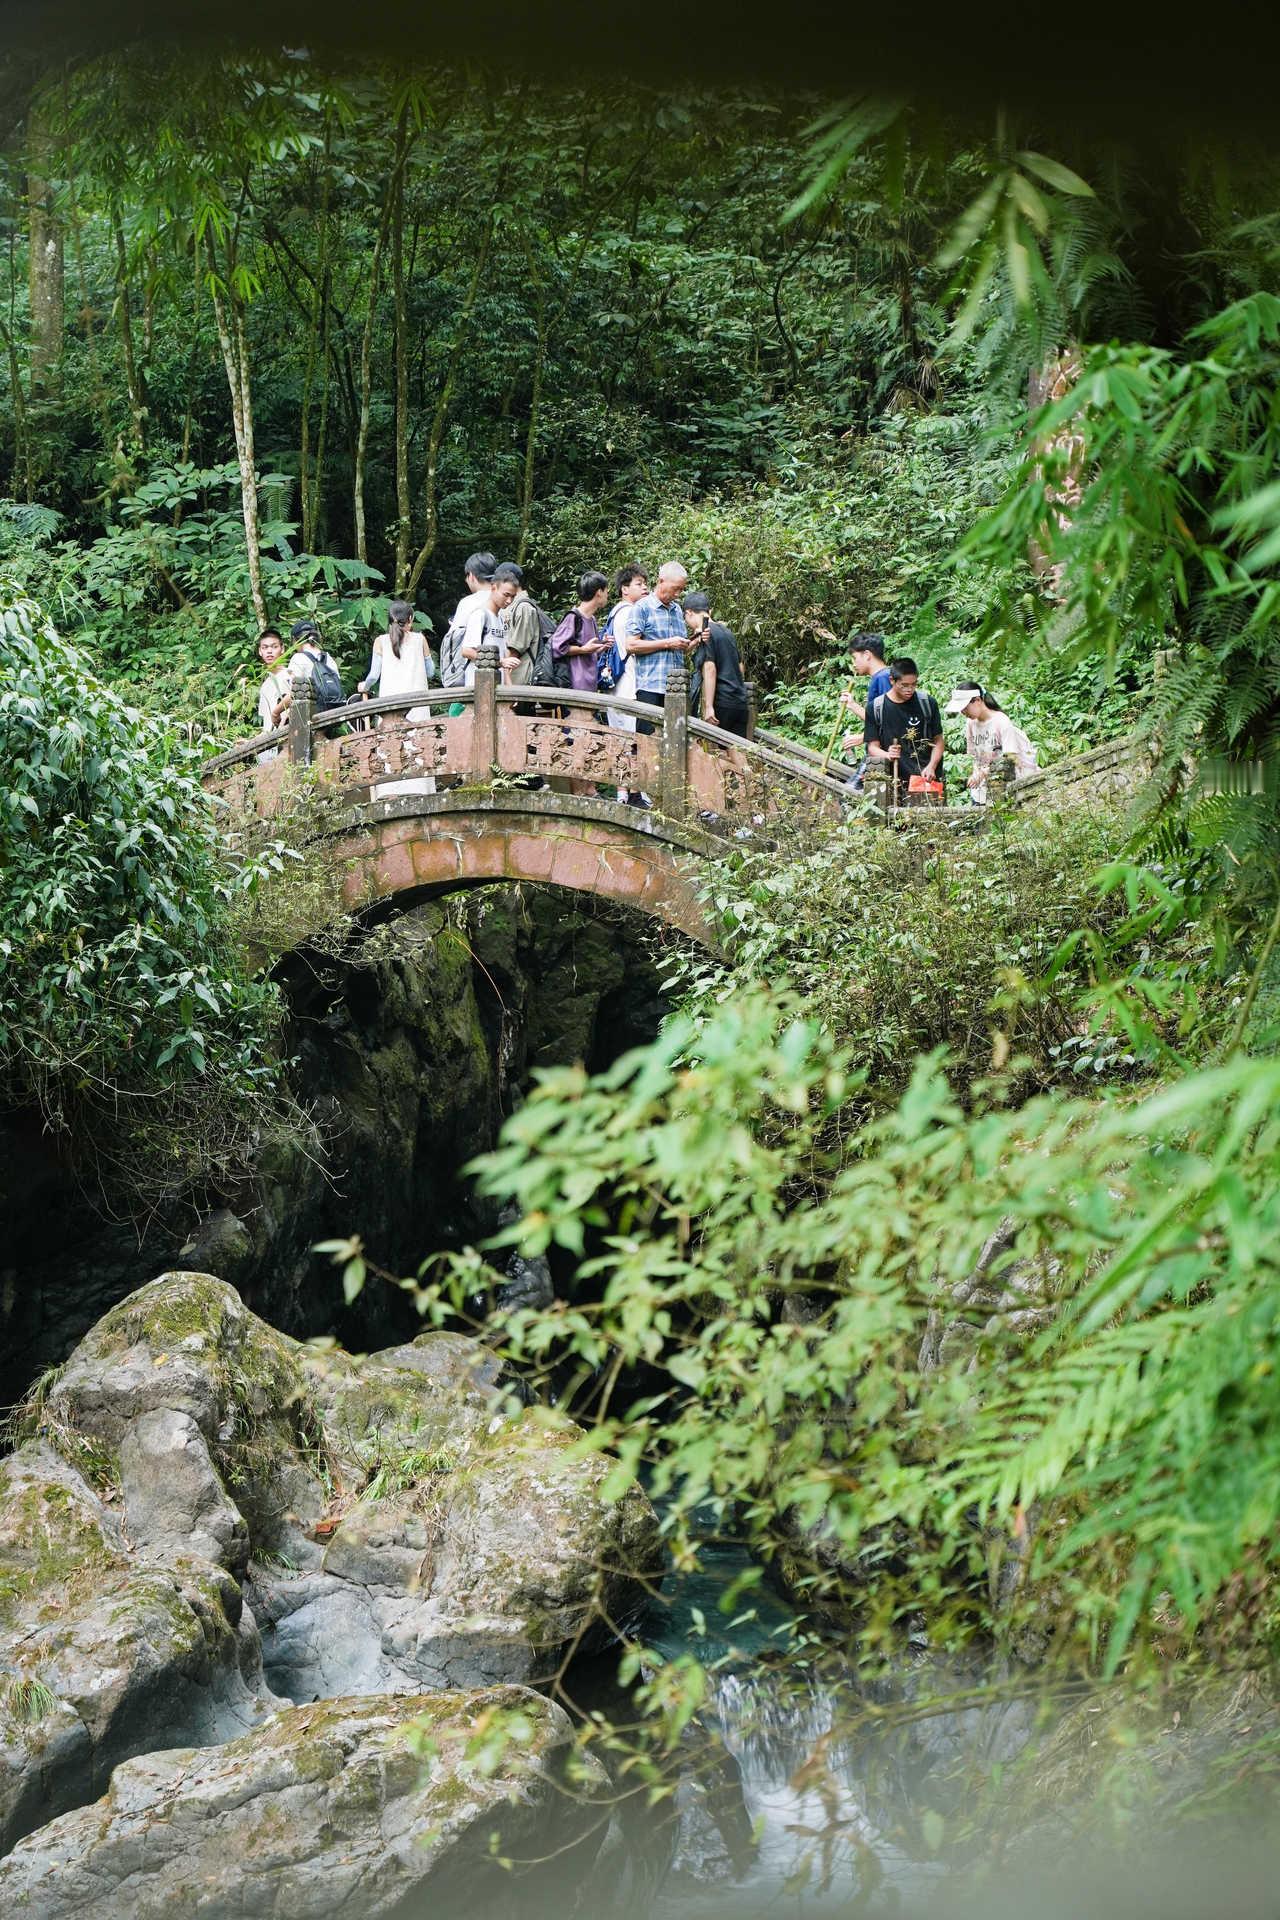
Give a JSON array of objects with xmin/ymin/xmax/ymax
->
[
  {"xmin": 1017, "ymin": 150, "xmax": 1095, "ymax": 196},
  {"xmin": 936, "ymin": 172, "xmax": 1007, "ymax": 271}
]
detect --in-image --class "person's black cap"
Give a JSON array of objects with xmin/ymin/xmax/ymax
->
[{"xmin": 290, "ymin": 619, "xmax": 320, "ymax": 641}]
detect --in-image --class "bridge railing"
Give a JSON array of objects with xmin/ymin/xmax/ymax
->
[
  {"xmin": 203, "ymin": 648, "xmax": 857, "ymax": 831},
  {"xmin": 201, "ymin": 655, "xmax": 1132, "ymax": 841}
]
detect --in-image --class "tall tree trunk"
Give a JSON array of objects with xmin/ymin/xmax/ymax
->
[
  {"xmin": 392, "ymin": 151, "xmax": 412, "ymax": 592},
  {"xmin": 356, "ymin": 112, "xmax": 412, "ymax": 574},
  {"xmin": 4, "ymin": 196, "xmax": 31, "ymax": 497},
  {"xmin": 113, "ymin": 218, "xmax": 146, "ymax": 453},
  {"xmin": 354, "ymin": 193, "xmax": 393, "ymax": 569},
  {"xmin": 517, "ymin": 295, "xmax": 548, "ymax": 565},
  {"xmin": 178, "ymin": 242, "xmax": 202, "ymax": 482},
  {"xmin": 59, "ymin": 76, "xmax": 114, "ymax": 469},
  {"xmin": 300, "ymin": 322, "xmax": 315, "ymax": 548},
  {"xmin": 208, "ymin": 232, "xmax": 267, "ymax": 629},
  {"xmin": 299, "ymin": 122, "xmax": 333, "ymax": 552},
  {"xmin": 312, "ymin": 274, "xmax": 331, "ymax": 555},
  {"xmin": 404, "ymin": 217, "xmax": 494, "ymax": 597},
  {"xmin": 0, "ymin": 314, "xmax": 32, "ymax": 501},
  {"xmin": 26, "ymin": 103, "xmax": 63, "ymax": 398}
]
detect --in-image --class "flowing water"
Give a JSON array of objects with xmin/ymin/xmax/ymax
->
[
  {"xmin": 634, "ymin": 1530, "xmax": 1007, "ymax": 1918},
  {"xmin": 523, "ymin": 1523, "xmax": 1280, "ymax": 1920}
]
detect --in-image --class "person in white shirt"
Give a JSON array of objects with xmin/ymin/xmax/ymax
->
[
  {"xmin": 450, "ymin": 550, "xmax": 498, "ymax": 630},
  {"xmin": 255, "ymin": 628, "xmax": 291, "ymax": 762},
  {"xmin": 945, "ymin": 682, "xmax": 1038, "ymax": 804},
  {"xmin": 358, "ymin": 599, "xmax": 435, "ymax": 701},
  {"xmin": 358, "ymin": 599, "xmax": 437, "ymax": 799},
  {"xmin": 601, "ymin": 563, "xmax": 651, "ymax": 805},
  {"xmin": 441, "ymin": 572, "xmax": 519, "ymax": 688},
  {"xmin": 604, "ymin": 563, "xmax": 647, "ymax": 720}
]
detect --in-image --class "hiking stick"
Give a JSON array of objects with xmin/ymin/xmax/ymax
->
[{"xmin": 819, "ymin": 677, "xmax": 858, "ymax": 776}]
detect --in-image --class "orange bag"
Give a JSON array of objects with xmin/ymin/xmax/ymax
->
[{"xmin": 907, "ymin": 774, "xmax": 945, "ymax": 797}]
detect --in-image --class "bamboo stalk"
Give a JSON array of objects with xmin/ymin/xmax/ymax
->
[{"xmin": 819, "ymin": 676, "xmax": 858, "ymax": 776}]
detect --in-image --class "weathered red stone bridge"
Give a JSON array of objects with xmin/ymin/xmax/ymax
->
[
  {"xmin": 204, "ymin": 648, "xmax": 1133, "ymax": 946},
  {"xmin": 203, "ymin": 648, "xmax": 854, "ymax": 944}
]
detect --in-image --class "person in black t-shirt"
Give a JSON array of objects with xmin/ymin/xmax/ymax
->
[
  {"xmin": 684, "ymin": 591, "xmax": 749, "ymax": 736},
  {"xmin": 863, "ymin": 656, "xmax": 945, "ymax": 798}
]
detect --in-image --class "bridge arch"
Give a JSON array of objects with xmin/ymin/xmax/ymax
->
[
  {"xmin": 203, "ymin": 650, "xmax": 1110, "ymax": 955},
  {"xmin": 328, "ymin": 788, "xmax": 717, "ymax": 942},
  {"xmin": 204, "ymin": 653, "xmax": 854, "ymax": 952}
]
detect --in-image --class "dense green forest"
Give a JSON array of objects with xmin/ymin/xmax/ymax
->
[
  {"xmin": 4, "ymin": 38, "xmax": 1280, "ymax": 1900},
  {"xmin": 9, "ymin": 58, "xmax": 1274, "ymax": 750}
]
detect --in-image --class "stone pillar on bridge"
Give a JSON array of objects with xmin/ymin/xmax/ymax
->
[
  {"xmin": 288, "ymin": 672, "xmax": 314, "ymax": 766},
  {"xmin": 661, "ymin": 666, "xmax": 691, "ymax": 821},
  {"xmin": 469, "ymin": 644, "xmax": 501, "ymax": 783},
  {"xmin": 864, "ymin": 760, "xmax": 893, "ymax": 817},
  {"xmin": 744, "ymin": 681, "xmax": 759, "ymax": 740}
]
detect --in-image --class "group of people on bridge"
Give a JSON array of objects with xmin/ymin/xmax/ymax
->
[
  {"xmin": 837, "ymin": 632, "xmax": 1038, "ymax": 805},
  {"xmin": 256, "ymin": 555, "xmax": 746, "ymax": 725},
  {"xmin": 252, "ymin": 549, "xmax": 1038, "ymax": 808}
]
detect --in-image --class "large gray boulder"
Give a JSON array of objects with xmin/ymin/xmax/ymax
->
[
  {"xmin": 0, "ymin": 1440, "xmax": 277, "ymax": 1855},
  {"xmin": 0, "ymin": 1686, "xmax": 606, "ymax": 1918},
  {"xmin": 249, "ymin": 1328, "xmax": 660, "ymax": 1700},
  {"xmin": 1, "ymin": 1271, "xmax": 659, "ymax": 1857}
]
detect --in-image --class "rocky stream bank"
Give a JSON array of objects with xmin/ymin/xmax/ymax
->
[{"xmin": 0, "ymin": 1269, "xmax": 657, "ymax": 1912}]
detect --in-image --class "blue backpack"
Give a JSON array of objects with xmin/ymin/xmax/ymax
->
[{"xmin": 599, "ymin": 607, "xmax": 627, "ymax": 690}]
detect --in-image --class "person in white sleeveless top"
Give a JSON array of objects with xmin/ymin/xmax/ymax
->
[{"xmin": 359, "ymin": 599, "xmax": 436, "ymax": 797}]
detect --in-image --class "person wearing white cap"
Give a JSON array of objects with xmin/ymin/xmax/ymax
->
[{"xmin": 946, "ymin": 682, "xmax": 1038, "ymax": 804}]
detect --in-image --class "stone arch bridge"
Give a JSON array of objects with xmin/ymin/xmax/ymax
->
[
  {"xmin": 204, "ymin": 647, "xmax": 1129, "ymax": 947},
  {"xmin": 204, "ymin": 649, "xmax": 856, "ymax": 944}
]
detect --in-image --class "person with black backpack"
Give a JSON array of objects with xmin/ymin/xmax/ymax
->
[
  {"xmin": 287, "ymin": 619, "xmax": 347, "ymax": 714},
  {"xmin": 494, "ymin": 561, "xmax": 542, "ymax": 687},
  {"xmin": 862, "ymin": 656, "xmax": 946, "ymax": 804}
]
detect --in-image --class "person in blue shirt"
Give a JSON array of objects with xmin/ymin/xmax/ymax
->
[
  {"xmin": 839, "ymin": 631, "xmax": 893, "ymax": 788},
  {"xmin": 626, "ymin": 561, "xmax": 695, "ymax": 730}
]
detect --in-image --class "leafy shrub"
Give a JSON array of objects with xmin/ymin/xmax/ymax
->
[
  {"xmin": 370, "ymin": 991, "xmax": 1280, "ymax": 1676},
  {"xmin": 963, "ymin": 290, "xmax": 1280, "ymax": 928},
  {"xmin": 2, "ymin": 463, "xmax": 385, "ymax": 739},
  {"xmin": 0, "ymin": 581, "xmax": 288, "ymax": 1199},
  {"xmin": 674, "ymin": 805, "xmax": 1141, "ymax": 1099}
]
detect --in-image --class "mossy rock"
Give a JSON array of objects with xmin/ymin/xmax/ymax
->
[
  {"xmin": 0, "ymin": 1444, "xmax": 119, "ymax": 1631},
  {"xmin": 43, "ymin": 1271, "xmax": 327, "ymax": 1553},
  {"xmin": 0, "ymin": 1687, "xmax": 609, "ymax": 1918},
  {"xmin": 425, "ymin": 1408, "xmax": 662, "ymax": 1647},
  {"xmin": 0, "ymin": 1439, "xmax": 277, "ymax": 1856},
  {"xmin": 3, "ymin": 1270, "xmax": 658, "ymax": 1831}
]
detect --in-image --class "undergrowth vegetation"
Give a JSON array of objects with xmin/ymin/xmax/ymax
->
[
  {"xmin": 338, "ymin": 995, "xmax": 1280, "ymax": 1684},
  {"xmin": 0, "ymin": 583, "xmax": 301, "ymax": 1205},
  {"xmin": 670, "ymin": 803, "xmax": 1154, "ymax": 1097}
]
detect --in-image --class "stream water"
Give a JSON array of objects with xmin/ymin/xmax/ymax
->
[
  {"xmin": 519, "ymin": 1522, "xmax": 1280, "ymax": 1920},
  {"xmin": 614, "ymin": 1527, "xmax": 1013, "ymax": 1919},
  {"xmin": 642, "ymin": 1535, "xmax": 941, "ymax": 1917}
]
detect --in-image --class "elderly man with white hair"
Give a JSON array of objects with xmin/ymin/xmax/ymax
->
[{"xmin": 626, "ymin": 560, "xmax": 694, "ymax": 731}]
